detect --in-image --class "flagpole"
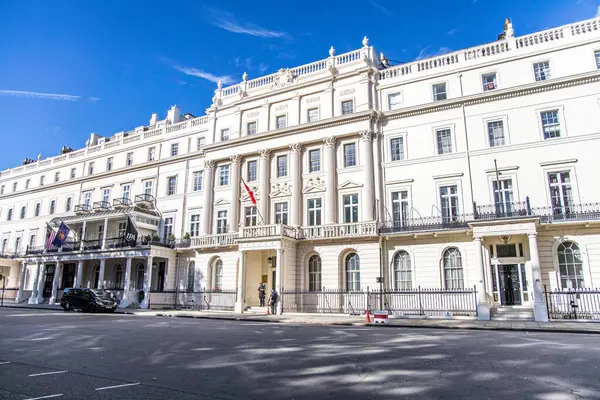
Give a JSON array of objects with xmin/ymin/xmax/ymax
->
[{"xmin": 241, "ymin": 178, "xmax": 265, "ymax": 225}]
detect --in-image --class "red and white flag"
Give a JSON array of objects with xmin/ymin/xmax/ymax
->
[{"xmin": 242, "ymin": 180, "xmax": 256, "ymax": 205}]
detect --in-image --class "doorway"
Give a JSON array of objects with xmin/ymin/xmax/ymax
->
[
  {"xmin": 42, "ymin": 265, "xmax": 55, "ymax": 298},
  {"xmin": 499, "ymin": 265, "xmax": 521, "ymax": 306}
]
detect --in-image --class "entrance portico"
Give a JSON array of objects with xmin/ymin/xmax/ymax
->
[{"xmin": 470, "ymin": 218, "xmax": 549, "ymax": 322}]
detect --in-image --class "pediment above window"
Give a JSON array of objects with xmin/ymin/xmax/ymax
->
[
  {"xmin": 303, "ymin": 177, "xmax": 326, "ymax": 194},
  {"xmin": 270, "ymin": 182, "xmax": 292, "ymax": 198},
  {"xmin": 337, "ymin": 180, "xmax": 364, "ymax": 190},
  {"xmin": 240, "ymin": 185, "xmax": 260, "ymax": 202},
  {"xmin": 213, "ymin": 198, "xmax": 231, "ymax": 206}
]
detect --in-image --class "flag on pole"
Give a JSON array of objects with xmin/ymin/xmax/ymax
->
[
  {"xmin": 45, "ymin": 224, "xmax": 57, "ymax": 250},
  {"xmin": 52, "ymin": 222, "xmax": 70, "ymax": 247},
  {"xmin": 123, "ymin": 216, "xmax": 138, "ymax": 247},
  {"xmin": 242, "ymin": 179, "xmax": 256, "ymax": 205}
]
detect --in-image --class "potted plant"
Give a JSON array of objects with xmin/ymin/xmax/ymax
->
[
  {"xmin": 138, "ymin": 290, "xmax": 145, "ymax": 304},
  {"xmin": 152, "ymin": 234, "xmax": 160, "ymax": 242},
  {"xmin": 183, "ymin": 232, "xmax": 190, "ymax": 240}
]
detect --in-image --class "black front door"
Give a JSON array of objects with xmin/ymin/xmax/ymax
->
[
  {"xmin": 61, "ymin": 264, "xmax": 75, "ymax": 289},
  {"xmin": 157, "ymin": 262, "xmax": 166, "ymax": 292},
  {"xmin": 42, "ymin": 265, "xmax": 55, "ymax": 298},
  {"xmin": 272, "ymin": 270, "xmax": 276, "ymax": 291},
  {"xmin": 499, "ymin": 265, "xmax": 522, "ymax": 306}
]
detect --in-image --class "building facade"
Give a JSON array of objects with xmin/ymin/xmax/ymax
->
[{"xmin": 1, "ymin": 17, "xmax": 600, "ymax": 321}]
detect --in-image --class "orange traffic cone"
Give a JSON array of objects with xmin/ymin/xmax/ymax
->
[
  {"xmin": 365, "ymin": 310, "xmax": 371, "ymax": 324},
  {"xmin": 267, "ymin": 307, "xmax": 270, "ymax": 315}
]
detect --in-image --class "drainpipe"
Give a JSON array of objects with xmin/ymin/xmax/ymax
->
[
  {"xmin": 180, "ymin": 159, "xmax": 191, "ymax": 238},
  {"xmin": 458, "ymin": 73, "xmax": 476, "ymax": 215}
]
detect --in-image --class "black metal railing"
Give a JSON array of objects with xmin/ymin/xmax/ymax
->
[
  {"xmin": 281, "ymin": 287, "xmax": 477, "ymax": 316},
  {"xmin": 74, "ymin": 204, "xmax": 91, "ymax": 213},
  {"xmin": 93, "ymin": 201, "xmax": 111, "ymax": 210},
  {"xmin": 82, "ymin": 239, "xmax": 103, "ymax": 250},
  {"xmin": 533, "ymin": 203, "xmax": 600, "ymax": 223},
  {"xmin": 0, "ymin": 250, "xmax": 22, "ymax": 259},
  {"xmin": 544, "ymin": 286, "xmax": 600, "ymax": 320},
  {"xmin": 473, "ymin": 199, "xmax": 531, "ymax": 220},
  {"xmin": 147, "ymin": 289, "xmax": 237, "ymax": 310},
  {"xmin": 380, "ymin": 215, "xmax": 470, "ymax": 235},
  {"xmin": 134, "ymin": 193, "xmax": 155, "ymax": 205},
  {"xmin": 113, "ymin": 197, "xmax": 132, "ymax": 207}
]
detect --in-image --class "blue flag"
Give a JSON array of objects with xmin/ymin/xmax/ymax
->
[{"xmin": 52, "ymin": 222, "xmax": 70, "ymax": 247}]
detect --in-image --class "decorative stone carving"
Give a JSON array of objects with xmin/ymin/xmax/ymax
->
[
  {"xmin": 274, "ymin": 104, "xmax": 288, "ymax": 111},
  {"xmin": 340, "ymin": 88, "xmax": 355, "ymax": 96},
  {"xmin": 289, "ymin": 143, "xmax": 302, "ymax": 153},
  {"xmin": 258, "ymin": 149, "xmax": 271, "ymax": 159},
  {"xmin": 359, "ymin": 130, "xmax": 373, "ymax": 142},
  {"xmin": 323, "ymin": 136, "xmax": 336, "ymax": 147},
  {"xmin": 270, "ymin": 68, "xmax": 297, "ymax": 89},
  {"xmin": 270, "ymin": 182, "xmax": 292, "ymax": 198},
  {"xmin": 246, "ymin": 111, "xmax": 259, "ymax": 118},
  {"xmin": 242, "ymin": 71, "xmax": 248, "ymax": 81},
  {"xmin": 230, "ymin": 155, "xmax": 242, "ymax": 164},
  {"xmin": 241, "ymin": 186, "xmax": 259, "ymax": 201},
  {"xmin": 204, "ymin": 160, "xmax": 216, "ymax": 169},
  {"xmin": 329, "ymin": 46, "xmax": 336, "ymax": 57},
  {"xmin": 305, "ymin": 96, "xmax": 320, "ymax": 103},
  {"xmin": 362, "ymin": 36, "xmax": 369, "ymax": 47},
  {"xmin": 217, "ymin": 79, "xmax": 223, "ymax": 89},
  {"xmin": 303, "ymin": 177, "xmax": 326, "ymax": 193}
]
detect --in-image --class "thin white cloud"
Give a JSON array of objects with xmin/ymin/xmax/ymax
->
[
  {"xmin": 446, "ymin": 28, "xmax": 459, "ymax": 35},
  {"xmin": 89, "ymin": 97, "xmax": 100, "ymax": 102},
  {"xmin": 209, "ymin": 8, "xmax": 287, "ymax": 38},
  {"xmin": 174, "ymin": 66, "xmax": 235, "ymax": 85},
  {"xmin": 370, "ymin": 1, "xmax": 394, "ymax": 16},
  {"xmin": 416, "ymin": 46, "xmax": 452, "ymax": 60},
  {"xmin": 259, "ymin": 63, "xmax": 269, "ymax": 74},
  {"xmin": 0, "ymin": 89, "xmax": 81, "ymax": 101},
  {"xmin": 596, "ymin": 5, "xmax": 600, "ymax": 17}
]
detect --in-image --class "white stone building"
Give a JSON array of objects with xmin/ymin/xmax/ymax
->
[{"xmin": 1, "ymin": 17, "xmax": 600, "ymax": 321}]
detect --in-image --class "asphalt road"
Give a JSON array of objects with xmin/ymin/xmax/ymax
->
[{"xmin": 0, "ymin": 309, "xmax": 599, "ymax": 400}]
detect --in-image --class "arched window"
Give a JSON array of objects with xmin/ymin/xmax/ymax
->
[
  {"xmin": 443, "ymin": 248, "xmax": 464, "ymax": 289},
  {"xmin": 345, "ymin": 253, "xmax": 360, "ymax": 291},
  {"xmin": 557, "ymin": 241, "xmax": 585, "ymax": 289},
  {"xmin": 308, "ymin": 255, "xmax": 322, "ymax": 291},
  {"xmin": 213, "ymin": 260, "xmax": 223, "ymax": 290},
  {"xmin": 187, "ymin": 261, "xmax": 195, "ymax": 292},
  {"xmin": 393, "ymin": 251, "xmax": 412, "ymax": 290},
  {"xmin": 136, "ymin": 263, "xmax": 145, "ymax": 291},
  {"xmin": 93, "ymin": 264, "xmax": 100, "ymax": 289},
  {"xmin": 115, "ymin": 264, "xmax": 123, "ymax": 290}
]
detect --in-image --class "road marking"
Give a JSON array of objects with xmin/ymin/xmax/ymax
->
[
  {"xmin": 95, "ymin": 382, "xmax": 140, "ymax": 391},
  {"xmin": 28, "ymin": 370, "xmax": 68, "ymax": 377},
  {"xmin": 0, "ymin": 361, "xmax": 11, "ymax": 365},
  {"xmin": 25, "ymin": 394, "xmax": 63, "ymax": 400}
]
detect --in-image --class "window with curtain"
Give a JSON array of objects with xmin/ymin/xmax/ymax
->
[
  {"xmin": 187, "ymin": 261, "xmax": 195, "ymax": 292},
  {"xmin": 308, "ymin": 255, "xmax": 322, "ymax": 291},
  {"xmin": 443, "ymin": 248, "xmax": 464, "ymax": 289},
  {"xmin": 345, "ymin": 253, "xmax": 360, "ymax": 291},
  {"xmin": 393, "ymin": 251, "xmax": 412, "ymax": 290},
  {"xmin": 557, "ymin": 241, "xmax": 585, "ymax": 289},
  {"xmin": 214, "ymin": 260, "xmax": 223, "ymax": 290}
]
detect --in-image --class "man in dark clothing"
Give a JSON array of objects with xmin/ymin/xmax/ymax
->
[
  {"xmin": 268, "ymin": 289, "xmax": 278, "ymax": 315},
  {"xmin": 258, "ymin": 283, "xmax": 266, "ymax": 307}
]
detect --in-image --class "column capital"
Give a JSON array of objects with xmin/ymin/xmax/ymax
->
[
  {"xmin": 230, "ymin": 155, "xmax": 242, "ymax": 164},
  {"xmin": 323, "ymin": 136, "xmax": 336, "ymax": 147},
  {"xmin": 527, "ymin": 232, "xmax": 538, "ymax": 239},
  {"xmin": 289, "ymin": 143, "xmax": 302, "ymax": 154},
  {"xmin": 473, "ymin": 235, "xmax": 484, "ymax": 242},
  {"xmin": 359, "ymin": 130, "xmax": 374, "ymax": 142},
  {"xmin": 204, "ymin": 160, "xmax": 216, "ymax": 170},
  {"xmin": 258, "ymin": 149, "xmax": 271, "ymax": 159}
]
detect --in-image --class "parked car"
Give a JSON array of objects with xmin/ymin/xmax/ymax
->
[{"xmin": 60, "ymin": 288, "xmax": 118, "ymax": 313}]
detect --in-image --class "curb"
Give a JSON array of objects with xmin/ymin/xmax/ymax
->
[{"xmin": 0, "ymin": 304, "xmax": 136, "ymax": 315}]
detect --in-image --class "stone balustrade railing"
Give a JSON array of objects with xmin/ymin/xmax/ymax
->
[
  {"xmin": 297, "ymin": 222, "xmax": 379, "ymax": 240},
  {"xmin": 189, "ymin": 233, "xmax": 238, "ymax": 248}
]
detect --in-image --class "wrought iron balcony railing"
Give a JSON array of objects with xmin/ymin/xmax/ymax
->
[
  {"xmin": 93, "ymin": 201, "xmax": 111, "ymax": 210},
  {"xmin": 533, "ymin": 203, "xmax": 600, "ymax": 223},
  {"xmin": 0, "ymin": 250, "xmax": 22, "ymax": 259},
  {"xmin": 74, "ymin": 204, "xmax": 91, "ymax": 213},
  {"xmin": 113, "ymin": 197, "xmax": 132, "ymax": 208},
  {"xmin": 380, "ymin": 215, "xmax": 470, "ymax": 234},
  {"xmin": 134, "ymin": 193, "xmax": 155, "ymax": 206},
  {"xmin": 473, "ymin": 200, "xmax": 532, "ymax": 220}
]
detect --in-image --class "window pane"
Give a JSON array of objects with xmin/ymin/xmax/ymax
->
[
  {"xmin": 390, "ymin": 137, "xmax": 404, "ymax": 161},
  {"xmin": 388, "ymin": 92, "xmax": 402, "ymax": 110},
  {"xmin": 341, "ymin": 100, "xmax": 353, "ymax": 115},
  {"xmin": 344, "ymin": 143, "xmax": 356, "ymax": 167},
  {"xmin": 534, "ymin": 61, "xmax": 551, "ymax": 81},
  {"xmin": 482, "ymin": 73, "xmax": 497, "ymax": 91},
  {"xmin": 309, "ymin": 149, "xmax": 320, "ymax": 173},
  {"xmin": 247, "ymin": 122, "xmax": 257, "ymax": 135},
  {"xmin": 541, "ymin": 110, "xmax": 560, "ymax": 139},
  {"xmin": 487, "ymin": 121, "xmax": 505, "ymax": 147},
  {"xmin": 436, "ymin": 129, "xmax": 453, "ymax": 154},
  {"xmin": 432, "ymin": 83, "xmax": 447, "ymax": 101}
]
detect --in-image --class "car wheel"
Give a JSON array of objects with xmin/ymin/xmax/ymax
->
[
  {"xmin": 88, "ymin": 304, "xmax": 96, "ymax": 313},
  {"xmin": 63, "ymin": 302, "xmax": 72, "ymax": 312}
]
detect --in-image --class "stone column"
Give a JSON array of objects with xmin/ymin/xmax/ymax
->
[
  {"xmin": 35, "ymin": 263, "xmax": 46, "ymax": 304},
  {"xmin": 120, "ymin": 257, "xmax": 132, "ymax": 308},
  {"xmin": 141, "ymin": 256, "xmax": 153, "ymax": 309},
  {"xmin": 234, "ymin": 251, "xmax": 246, "ymax": 313},
  {"xmin": 323, "ymin": 136, "xmax": 337, "ymax": 224},
  {"xmin": 289, "ymin": 143, "xmax": 302, "ymax": 226},
  {"xmin": 200, "ymin": 160, "xmax": 216, "ymax": 235},
  {"xmin": 28, "ymin": 263, "xmax": 40, "ymax": 304},
  {"xmin": 98, "ymin": 259, "xmax": 106, "ymax": 289},
  {"xmin": 80, "ymin": 221, "xmax": 87, "ymax": 250},
  {"xmin": 359, "ymin": 130, "xmax": 375, "ymax": 221},
  {"xmin": 528, "ymin": 233, "xmax": 549, "ymax": 322},
  {"xmin": 275, "ymin": 248, "xmax": 282, "ymax": 315},
  {"xmin": 49, "ymin": 262, "xmax": 62, "ymax": 304},
  {"xmin": 101, "ymin": 218, "xmax": 109, "ymax": 250},
  {"xmin": 75, "ymin": 260, "xmax": 84, "ymax": 288},
  {"xmin": 474, "ymin": 237, "xmax": 490, "ymax": 321},
  {"xmin": 258, "ymin": 149, "xmax": 271, "ymax": 224},
  {"xmin": 230, "ymin": 155, "xmax": 242, "ymax": 231},
  {"xmin": 372, "ymin": 132, "xmax": 384, "ymax": 222},
  {"xmin": 15, "ymin": 262, "xmax": 27, "ymax": 303}
]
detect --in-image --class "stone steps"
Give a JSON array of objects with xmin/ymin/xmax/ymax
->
[
  {"xmin": 491, "ymin": 307, "xmax": 534, "ymax": 321},
  {"xmin": 245, "ymin": 306, "xmax": 269, "ymax": 315}
]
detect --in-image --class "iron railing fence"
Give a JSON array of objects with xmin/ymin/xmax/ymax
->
[
  {"xmin": 544, "ymin": 286, "xmax": 600, "ymax": 320},
  {"xmin": 380, "ymin": 215, "xmax": 471, "ymax": 235},
  {"xmin": 147, "ymin": 289, "xmax": 237, "ymax": 311},
  {"xmin": 473, "ymin": 200, "xmax": 531, "ymax": 220},
  {"xmin": 533, "ymin": 203, "xmax": 600, "ymax": 223},
  {"xmin": 281, "ymin": 286, "xmax": 477, "ymax": 316}
]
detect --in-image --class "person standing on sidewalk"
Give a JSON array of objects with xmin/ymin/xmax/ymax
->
[
  {"xmin": 268, "ymin": 289, "xmax": 278, "ymax": 315},
  {"xmin": 258, "ymin": 283, "xmax": 266, "ymax": 307}
]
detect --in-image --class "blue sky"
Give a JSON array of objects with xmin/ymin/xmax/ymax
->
[{"xmin": 0, "ymin": 0, "xmax": 597, "ymax": 171}]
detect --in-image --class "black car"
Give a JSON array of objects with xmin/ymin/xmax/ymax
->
[{"xmin": 60, "ymin": 288, "xmax": 119, "ymax": 313}]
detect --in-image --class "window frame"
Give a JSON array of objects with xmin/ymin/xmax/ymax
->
[
  {"xmin": 595, "ymin": 50, "xmax": 600, "ymax": 70},
  {"xmin": 442, "ymin": 247, "xmax": 465, "ymax": 289},
  {"xmin": 432, "ymin": 82, "xmax": 448, "ymax": 102},
  {"xmin": 246, "ymin": 159, "xmax": 258, "ymax": 182},
  {"xmin": 274, "ymin": 202, "xmax": 289, "ymax": 225},
  {"xmin": 192, "ymin": 171, "xmax": 203, "ymax": 192},
  {"xmin": 170, "ymin": 143, "xmax": 179, "ymax": 157},
  {"xmin": 342, "ymin": 142, "xmax": 357, "ymax": 168},
  {"xmin": 106, "ymin": 157, "xmax": 113, "ymax": 171},
  {"xmin": 54, "ymin": 171, "xmax": 60, "ymax": 183},
  {"xmin": 308, "ymin": 255, "xmax": 322, "ymax": 292},
  {"xmin": 148, "ymin": 147, "xmax": 156, "ymax": 162},
  {"xmin": 481, "ymin": 71, "xmax": 499, "ymax": 92},
  {"xmin": 538, "ymin": 108, "xmax": 563, "ymax": 140},
  {"xmin": 246, "ymin": 121, "xmax": 258, "ymax": 136},
  {"xmin": 126, "ymin": 152, "xmax": 134, "ymax": 167},
  {"xmin": 276, "ymin": 154, "xmax": 288, "ymax": 178},
  {"xmin": 220, "ymin": 128, "xmax": 230, "ymax": 141},
  {"xmin": 70, "ymin": 168, "xmax": 76, "ymax": 179},
  {"xmin": 121, "ymin": 183, "xmax": 131, "ymax": 201},
  {"xmin": 34, "ymin": 202, "xmax": 41, "ymax": 217},
  {"xmin": 189, "ymin": 214, "xmax": 201, "ymax": 237},
  {"xmin": 88, "ymin": 162, "xmax": 95, "ymax": 176},
  {"xmin": 306, "ymin": 107, "xmax": 320, "ymax": 123},
  {"xmin": 167, "ymin": 176, "xmax": 177, "ymax": 196},
  {"xmin": 532, "ymin": 60, "xmax": 552, "ymax": 82},
  {"xmin": 308, "ymin": 148, "xmax": 321, "ymax": 173},
  {"xmin": 340, "ymin": 99, "xmax": 354, "ymax": 115},
  {"xmin": 219, "ymin": 165, "xmax": 230, "ymax": 186},
  {"xmin": 388, "ymin": 91, "xmax": 403, "ymax": 111},
  {"xmin": 482, "ymin": 115, "xmax": 510, "ymax": 148},
  {"xmin": 341, "ymin": 193, "xmax": 360, "ymax": 224},
  {"xmin": 275, "ymin": 114, "xmax": 287, "ymax": 130},
  {"xmin": 393, "ymin": 250, "xmax": 413, "ymax": 290},
  {"xmin": 388, "ymin": 133, "xmax": 407, "ymax": 162},
  {"xmin": 435, "ymin": 179, "xmax": 464, "ymax": 222},
  {"xmin": 65, "ymin": 197, "xmax": 72, "ymax": 212},
  {"xmin": 196, "ymin": 136, "xmax": 206, "ymax": 150},
  {"xmin": 244, "ymin": 206, "xmax": 258, "ymax": 227},
  {"xmin": 345, "ymin": 253, "xmax": 361, "ymax": 291},
  {"xmin": 433, "ymin": 126, "xmax": 455, "ymax": 155},
  {"xmin": 306, "ymin": 197, "xmax": 323, "ymax": 226}
]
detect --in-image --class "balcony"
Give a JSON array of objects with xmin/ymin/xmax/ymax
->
[
  {"xmin": 0, "ymin": 250, "xmax": 22, "ymax": 259},
  {"xmin": 189, "ymin": 233, "xmax": 238, "ymax": 249},
  {"xmin": 473, "ymin": 200, "xmax": 531, "ymax": 221},
  {"xmin": 134, "ymin": 193, "xmax": 155, "ymax": 208},
  {"xmin": 74, "ymin": 204, "xmax": 91, "ymax": 214},
  {"xmin": 380, "ymin": 215, "xmax": 470, "ymax": 235},
  {"xmin": 240, "ymin": 224, "xmax": 299, "ymax": 240},
  {"xmin": 297, "ymin": 222, "xmax": 379, "ymax": 240},
  {"xmin": 93, "ymin": 201, "xmax": 111, "ymax": 211},
  {"xmin": 113, "ymin": 197, "xmax": 132, "ymax": 208},
  {"xmin": 534, "ymin": 203, "xmax": 600, "ymax": 224}
]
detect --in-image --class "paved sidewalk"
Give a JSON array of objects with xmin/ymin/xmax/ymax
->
[{"xmin": 3, "ymin": 302, "xmax": 600, "ymax": 334}]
